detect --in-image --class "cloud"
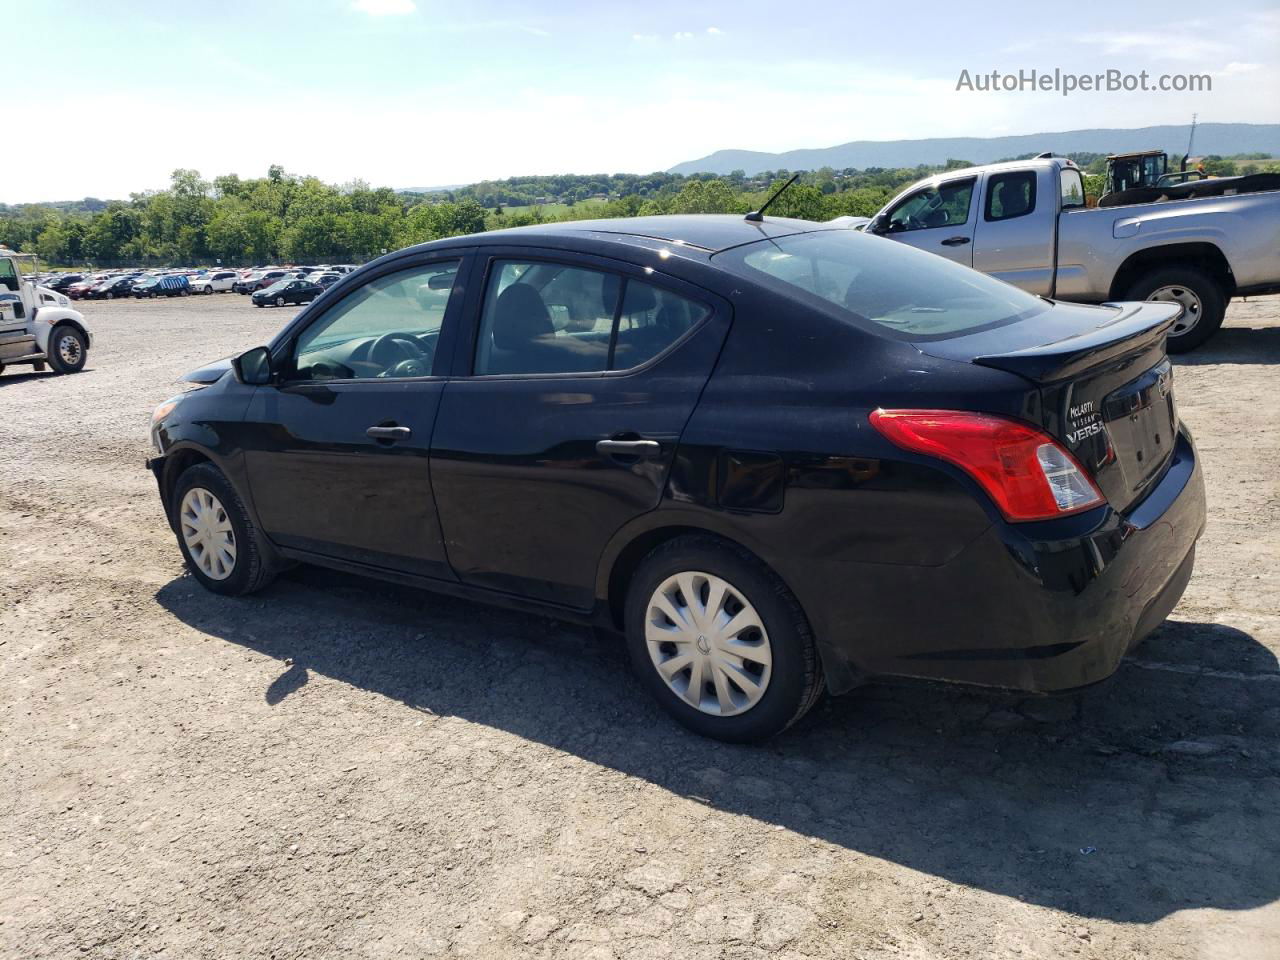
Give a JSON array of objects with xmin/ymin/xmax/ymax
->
[
  {"xmin": 351, "ymin": 0, "xmax": 416, "ymax": 15},
  {"xmin": 632, "ymin": 32, "xmax": 658, "ymax": 42},
  {"xmin": 706, "ymin": 26, "xmax": 722, "ymax": 35},
  {"xmin": 673, "ymin": 31, "xmax": 693, "ymax": 41},
  {"xmin": 1219, "ymin": 61, "xmax": 1261, "ymax": 75},
  {"xmin": 1075, "ymin": 30, "xmax": 1226, "ymax": 61}
]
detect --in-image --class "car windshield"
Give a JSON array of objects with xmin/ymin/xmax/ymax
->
[
  {"xmin": 714, "ymin": 230, "xmax": 1050, "ymax": 340},
  {"xmin": 263, "ymin": 280, "xmax": 290, "ymax": 293}
]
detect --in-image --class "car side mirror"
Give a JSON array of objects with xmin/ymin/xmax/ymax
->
[{"xmin": 232, "ymin": 346, "xmax": 273, "ymax": 385}]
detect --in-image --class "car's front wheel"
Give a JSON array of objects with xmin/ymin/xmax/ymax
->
[
  {"xmin": 47, "ymin": 325, "xmax": 87, "ymax": 374},
  {"xmin": 275, "ymin": 296, "xmax": 285, "ymax": 307},
  {"xmin": 625, "ymin": 535, "xmax": 824, "ymax": 742},
  {"xmin": 171, "ymin": 462, "xmax": 275, "ymax": 596}
]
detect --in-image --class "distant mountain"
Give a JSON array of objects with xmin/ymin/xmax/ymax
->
[{"xmin": 668, "ymin": 123, "xmax": 1280, "ymax": 175}]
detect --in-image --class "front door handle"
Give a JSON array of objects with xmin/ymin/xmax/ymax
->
[
  {"xmin": 940, "ymin": 236, "xmax": 970, "ymax": 247},
  {"xmin": 366, "ymin": 425, "xmax": 412, "ymax": 441},
  {"xmin": 596, "ymin": 439, "xmax": 662, "ymax": 459}
]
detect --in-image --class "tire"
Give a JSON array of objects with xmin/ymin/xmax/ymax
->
[
  {"xmin": 1125, "ymin": 265, "xmax": 1226, "ymax": 353},
  {"xmin": 624, "ymin": 535, "xmax": 824, "ymax": 742},
  {"xmin": 106, "ymin": 291, "xmax": 114, "ymax": 300},
  {"xmin": 170, "ymin": 462, "xmax": 275, "ymax": 596},
  {"xmin": 180, "ymin": 287, "xmax": 190, "ymax": 297},
  {"xmin": 275, "ymin": 296, "xmax": 285, "ymax": 307},
  {"xmin": 47, "ymin": 325, "xmax": 88, "ymax": 374}
]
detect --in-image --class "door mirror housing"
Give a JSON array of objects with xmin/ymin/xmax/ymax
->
[{"xmin": 233, "ymin": 346, "xmax": 274, "ymax": 385}]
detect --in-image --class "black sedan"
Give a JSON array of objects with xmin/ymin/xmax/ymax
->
[
  {"xmin": 147, "ymin": 215, "xmax": 1205, "ymax": 741},
  {"xmin": 87, "ymin": 275, "xmax": 140, "ymax": 299},
  {"xmin": 251, "ymin": 278, "xmax": 323, "ymax": 307}
]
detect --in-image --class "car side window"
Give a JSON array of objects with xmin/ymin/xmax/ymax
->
[
  {"xmin": 473, "ymin": 259, "xmax": 708, "ymax": 376},
  {"xmin": 290, "ymin": 260, "xmax": 460, "ymax": 382},
  {"xmin": 985, "ymin": 171, "xmax": 1037, "ymax": 221},
  {"xmin": 1059, "ymin": 168, "xmax": 1086, "ymax": 209},
  {"xmin": 612, "ymin": 279, "xmax": 710, "ymax": 369},
  {"xmin": 884, "ymin": 178, "xmax": 975, "ymax": 233}
]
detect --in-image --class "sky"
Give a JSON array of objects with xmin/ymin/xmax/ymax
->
[{"xmin": 5, "ymin": 0, "xmax": 1279, "ymax": 202}]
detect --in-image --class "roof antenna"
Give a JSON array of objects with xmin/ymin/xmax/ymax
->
[{"xmin": 745, "ymin": 173, "xmax": 800, "ymax": 222}]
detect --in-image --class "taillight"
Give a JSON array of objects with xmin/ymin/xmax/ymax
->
[{"xmin": 869, "ymin": 409, "xmax": 1105, "ymax": 522}]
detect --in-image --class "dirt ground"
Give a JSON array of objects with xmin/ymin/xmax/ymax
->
[{"xmin": 2, "ymin": 292, "xmax": 1279, "ymax": 960}]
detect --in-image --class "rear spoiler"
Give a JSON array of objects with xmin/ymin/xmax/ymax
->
[{"xmin": 973, "ymin": 302, "xmax": 1179, "ymax": 383}]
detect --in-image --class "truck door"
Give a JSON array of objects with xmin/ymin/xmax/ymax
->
[
  {"xmin": 876, "ymin": 177, "xmax": 977, "ymax": 266},
  {"xmin": 972, "ymin": 168, "xmax": 1057, "ymax": 295}
]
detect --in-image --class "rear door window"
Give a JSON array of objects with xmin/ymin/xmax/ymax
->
[
  {"xmin": 473, "ymin": 259, "xmax": 708, "ymax": 376},
  {"xmin": 985, "ymin": 171, "xmax": 1037, "ymax": 221}
]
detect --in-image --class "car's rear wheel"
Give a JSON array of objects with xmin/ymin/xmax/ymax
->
[
  {"xmin": 624, "ymin": 535, "xmax": 824, "ymax": 742},
  {"xmin": 180, "ymin": 287, "xmax": 190, "ymax": 297},
  {"xmin": 171, "ymin": 463, "xmax": 275, "ymax": 596},
  {"xmin": 47, "ymin": 325, "xmax": 87, "ymax": 374},
  {"xmin": 1126, "ymin": 265, "xmax": 1226, "ymax": 353}
]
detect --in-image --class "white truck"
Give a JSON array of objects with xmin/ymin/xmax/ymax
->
[
  {"xmin": 850, "ymin": 156, "xmax": 1280, "ymax": 351},
  {"xmin": 0, "ymin": 251, "xmax": 94, "ymax": 376}
]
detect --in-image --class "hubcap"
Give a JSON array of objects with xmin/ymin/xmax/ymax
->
[
  {"xmin": 179, "ymin": 487, "xmax": 237, "ymax": 581},
  {"xmin": 645, "ymin": 571, "xmax": 772, "ymax": 717},
  {"xmin": 57, "ymin": 334, "xmax": 82, "ymax": 365},
  {"xmin": 1147, "ymin": 284, "xmax": 1202, "ymax": 338}
]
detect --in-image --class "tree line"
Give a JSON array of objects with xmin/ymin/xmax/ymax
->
[{"xmin": 0, "ymin": 164, "xmax": 935, "ymax": 267}]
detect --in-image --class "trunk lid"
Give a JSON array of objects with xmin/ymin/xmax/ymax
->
[{"xmin": 921, "ymin": 300, "xmax": 1182, "ymax": 513}]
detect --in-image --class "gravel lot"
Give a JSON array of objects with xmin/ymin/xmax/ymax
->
[{"xmin": 3, "ymin": 292, "xmax": 1279, "ymax": 960}]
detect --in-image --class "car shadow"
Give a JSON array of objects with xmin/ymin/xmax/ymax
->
[
  {"xmin": 155, "ymin": 566, "xmax": 1280, "ymax": 925},
  {"xmin": 0, "ymin": 369, "xmax": 61, "ymax": 386},
  {"xmin": 1175, "ymin": 319, "xmax": 1280, "ymax": 366}
]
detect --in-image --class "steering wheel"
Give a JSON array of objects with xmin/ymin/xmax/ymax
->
[{"xmin": 369, "ymin": 332, "xmax": 433, "ymax": 378}]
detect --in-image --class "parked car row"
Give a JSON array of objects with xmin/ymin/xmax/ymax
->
[{"xmin": 31, "ymin": 263, "xmax": 358, "ymax": 304}]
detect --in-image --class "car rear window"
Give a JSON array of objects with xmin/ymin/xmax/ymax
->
[{"xmin": 714, "ymin": 230, "xmax": 1049, "ymax": 340}]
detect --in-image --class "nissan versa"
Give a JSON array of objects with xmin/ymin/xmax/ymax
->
[{"xmin": 147, "ymin": 215, "xmax": 1206, "ymax": 742}]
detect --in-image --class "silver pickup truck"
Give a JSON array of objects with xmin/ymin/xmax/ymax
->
[{"xmin": 854, "ymin": 156, "xmax": 1280, "ymax": 351}]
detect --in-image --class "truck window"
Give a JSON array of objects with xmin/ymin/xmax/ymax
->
[
  {"xmin": 984, "ymin": 171, "xmax": 1036, "ymax": 221},
  {"xmin": 884, "ymin": 178, "xmax": 975, "ymax": 233},
  {"xmin": 1060, "ymin": 169, "xmax": 1086, "ymax": 209},
  {"xmin": 0, "ymin": 259, "xmax": 18, "ymax": 293}
]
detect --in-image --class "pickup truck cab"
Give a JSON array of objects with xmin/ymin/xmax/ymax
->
[
  {"xmin": 862, "ymin": 157, "xmax": 1280, "ymax": 351},
  {"xmin": 0, "ymin": 251, "xmax": 93, "ymax": 376}
]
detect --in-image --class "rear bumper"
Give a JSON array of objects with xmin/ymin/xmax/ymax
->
[{"xmin": 814, "ymin": 426, "xmax": 1206, "ymax": 694}]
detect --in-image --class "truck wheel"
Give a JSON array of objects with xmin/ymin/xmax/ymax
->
[
  {"xmin": 47, "ymin": 325, "xmax": 88, "ymax": 374},
  {"xmin": 624, "ymin": 535, "xmax": 824, "ymax": 742},
  {"xmin": 1126, "ymin": 266, "xmax": 1226, "ymax": 353},
  {"xmin": 171, "ymin": 463, "xmax": 276, "ymax": 596}
]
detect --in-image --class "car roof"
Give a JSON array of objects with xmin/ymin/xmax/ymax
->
[{"xmin": 432, "ymin": 214, "xmax": 823, "ymax": 255}]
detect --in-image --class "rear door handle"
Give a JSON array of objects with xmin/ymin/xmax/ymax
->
[
  {"xmin": 596, "ymin": 439, "xmax": 662, "ymax": 459},
  {"xmin": 940, "ymin": 236, "xmax": 970, "ymax": 246},
  {"xmin": 366, "ymin": 425, "xmax": 412, "ymax": 441}
]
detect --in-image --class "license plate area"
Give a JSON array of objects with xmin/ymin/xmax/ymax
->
[{"xmin": 1102, "ymin": 360, "xmax": 1176, "ymax": 499}]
